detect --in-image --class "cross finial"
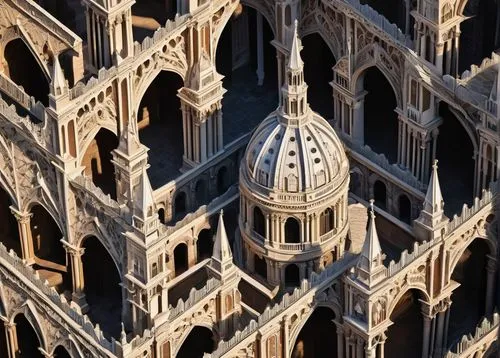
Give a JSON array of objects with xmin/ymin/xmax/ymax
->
[
  {"xmin": 369, "ymin": 199, "xmax": 376, "ymax": 219},
  {"xmin": 432, "ymin": 159, "xmax": 438, "ymax": 170},
  {"xmin": 220, "ymin": 209, "xmax": 224, "ymax": 216}
]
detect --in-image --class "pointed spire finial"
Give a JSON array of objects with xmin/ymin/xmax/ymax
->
[
  {"xmin": 369, "ymin": 199, "xmax": 375, "ymax": 218},
  {"xmin": 288, "ymin": 19, "xmax": 303, "ymax": 70},
  {"xmin": 432, "ymin": 159, "xmax": 438, "ymax": 171},
  {"xmin": 210, "ymin": 209, "xmax": 233, "ymax": 276}
]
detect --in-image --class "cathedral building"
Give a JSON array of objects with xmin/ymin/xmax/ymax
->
[{"xmin": 0, "ymin": 0, "xmax": 497, "ymax": 357}]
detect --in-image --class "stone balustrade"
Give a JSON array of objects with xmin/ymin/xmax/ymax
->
[
  {"xmin": 168, "ymin": 277, "xmax": 221, "ymax": 320},
  {"xmin": 444, "ymin": 313, "xmax": 499, "ymax": 358}
]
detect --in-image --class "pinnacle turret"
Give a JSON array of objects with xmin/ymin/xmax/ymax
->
[
  {"xmin": 355, "ymin": 200, "xmax": 385, "ymax": 288},
  {"xmin": 210, "ymin": 210, "xmax": 235, "ymax": 279}
]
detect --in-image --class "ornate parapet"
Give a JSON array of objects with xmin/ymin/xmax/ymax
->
[
  {"xmin": 169, "ymin": 277, "xmax": 221, "ymax": 321},
  {"xmin": 444, "ymin": 313, "xmax": 499, "ymax": 358}
]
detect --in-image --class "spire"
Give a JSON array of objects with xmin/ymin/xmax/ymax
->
[
  {"xmin": 135, "ymin": 166, "xmax": 155, "ymax": 219},
  {"xmin": 279, "ymin": 20, "xmax": 309, "ymax": 122},
  {"xmin": 423, "ymin": 160, "xmax": 444, "ymax": 215},
  {"xmin": 210, "ymin": 210, "xmax": 234, "ymax": 277},
  {"xmin": 288, "ymin": 20, "xmax": 303, "ymax": 71},
  {"xmin": 355, "ymin": 200, "xmax": 385, "ymax": 288},
  {"xmin": 50, "ymin": 55, "xmax": 68, "ymax": 96},
  {"xmin": 415, "ymin": 159, "xmax": 447, "ymax": 231}
]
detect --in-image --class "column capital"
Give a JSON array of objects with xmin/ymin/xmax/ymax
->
[
  {"xmin": 62, "ymin": 239, "xmax": 85, "ymax": 256},
  {"xmin": 9, "ymin": 207, "xmax": 32, "ymax": 223}
]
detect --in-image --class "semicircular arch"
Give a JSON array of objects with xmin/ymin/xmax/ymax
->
[
  {"xmin": 386, "ymin": 284, "xmax": 431, "ymax": 319},
  {"xmin": 173, "ymin": 321, "xmax": 218, "ymax": 356}
]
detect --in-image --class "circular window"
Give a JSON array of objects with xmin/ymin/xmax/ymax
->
[
  {"xmin": 290, "ymin": 137, "xmax": 296, "ymax": 142},
  {"xmin": 289, "ymin": 163, "xmax": 295, "ymax": 169},
  {"xmin": 268, "ymin": 148, "xmax": 274, "ymax": 154},
  {"xmin": 306, "ymin": 136, "xmax": 312, "ymax": 141},
  {"xmin": 311, "ymin": 148, "xmax": 317, "ymax": 153},
  {"xmin": 275, "ymin": 134, "xmax": 281, "ymax": 140},
  {"xmin": 289, "ymin": 150, "xmax": 296, "ymax": 156},
  {"xmin": 314, "ymin": 158, "xmax": 321, "ymax": 164}
]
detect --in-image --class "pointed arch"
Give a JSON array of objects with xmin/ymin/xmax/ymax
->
[
  {"xmin": 175, "ymin": 324, "xmax": 217, "ymax": 358},
  {"xmin": 10, "ymin": 299, "xmax": 48, "ymax": 352}
]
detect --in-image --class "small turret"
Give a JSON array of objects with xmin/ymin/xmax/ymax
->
[
  {"xmin": 209, "ymin": 210, "xmax": 236, "ymax": 281},
  {"xmin": 355, "ymin": 200, "xmax": 385, "ymax": 288}
]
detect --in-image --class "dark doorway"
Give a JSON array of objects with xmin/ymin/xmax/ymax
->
[
  {"xmin": 447, "ymin": 239, "xmax": 489, "ymax": 346},
  {"xmin": 158, "ymin": 208, "xmax": 165, "ymax": 224},
  {"xmin": 82, "ymin": 236, "xmax": 122, "ymax": 339},
  {"xmin": 197, "ymin": 229, "xmax": 213, "ymax": 263},
  {"xmin": 177, "ymin": 326, "xmax": 214, "ymax": 358},
  {"xmin": 436, "ymin": 102, "xmax": 474, "ymax": 215},
  {"xmin": 216, "ymin": 6, "xmax": 278, "ymax": 143},
  {"xmin": 3, "ymin": 39, "xmax": 49, "ymax": 105},
  {"xmin": 195, "ymin": 180, "xmax": 208, "ymax": 206},
  {"xmin": 82, "ymin": 128, "xmax": 118, "ymax": 199},
  {"xmin": 284, "ymin": 217, "xmax": 300, "ymax": 243},
  {"xmin": 174, "ymin": 191, "xmax": 187, "ymax": 220},
  {"xmin": 285, "ymin": 264, "xmax": 300, "ymax": 287},
  {"xmin": 0, "ymin": 187, "xmax": 21, "ymax": 256},
  {"xmin": 174, "ymin": 243, "xmax": 188, "ymax": 276},
  {"xmin": 254, "ymin": 254, "xmax": 267, "ymax": 280},
  {"xmin": 253, "ymin": 206, "xmax": 265, "ymax": 238},
  {"xmin": 14, "ymin": 314, "xmax": 44, "ymax": 358},
  {"xmin": 374, "ymin": 180, "xmax": 387, "ymax": 209},
  {"xmin": 398, "ymin": 195, "xmax": 411, "ymax": 224},
  {"xmin": 291, "ymin": 307, "xmax": 338, "ymax": 358},
  {"xmin": 385, "ymin": 290, "xmax": 424, "ymax": 358},
  {"xmin": 361, "ymin": 67, "xmax": 398, "ymax": 163},
  {"xmin": 301, "ymin": 34, "xmax": 336, "ymax": 119},
  {"xmin": 137, "ymin": 71, "xmax": 184, "ymax": 188}
]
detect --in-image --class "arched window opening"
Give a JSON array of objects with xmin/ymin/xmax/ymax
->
[
  {"xmin": 253, "ymin": 206, "xmax": 266, "ymax": 238},
  {"xmin": 291, "ymin": 307, "xmax": 338, "ymax": 357},
  {"xmin": 195, "ymin": 180, "xmax": 208, "ymax": 206},
  {"xmin": 174, "ymin": 192, "xmax": 187, "ymax": 220},
  {"xmin": 82, "ymin": 128, "xmax": 118, "ymax": 199},
  {"xmin": 216, "ymin": 6, "xmax": 278, "ymax": 144},
  {"xmin": 216, "ymin": 166, "xmax": 230, "ymax": 195},
  {"xmin": 30, "ymin": 205, "xmax": 71, "ymax": 292},
  {"xmin": 158, "ymin": 208, "xmax": 165, "ymax": 224},
  {"xmin": 436, "ymin": 102, "xmax": 474, "ymax": 215},
  {"xmin": 285, "ymin": 217, "xmax": 301, "ymax": 243},
  {"xmin": 177, "ymin": 326, "xmax": 215, "ymax": 358},
  {"xmin": 398, "ymin": 195, "xmax": 412, "ymax": 224},
  {"xmin": 320, "ymin": 208, "xmax": 334, "ymax": 235},
  {"xmin": 374, "ymin": 181, "xmax": 387, "ymax": 209},
  {"xmin": 14, "ymin": 314, "xmax": 44, "ymax": 357},
  {"xmin": 173, "ymin": 243, "xmax": 189, "ymax": 276},
  {"xmin": 385, "ymin": 290, "xmax": 424, "ymax": 358},
  {"xmin": 197, "ymin": 229, "xmax": 213, "ymax": 263},
  {"xmin": 301, "ymin": 34, "xmax": 336, "ymax": 119},
  {"xmin": 53, "ymin": 345, "xmax": 71, "ymax": 358},
  {"xmin": 285, "ymin": 264, "xmax": 300, "ymax": 287},
  {"xmin": 0, "ymin": 187, "xmax": 21, "ymax": 256},
  {"xmin": 3, "ymin": 39, "xmax": 49, "ymax": 105},
  {"xmin": 459, "ymin": 0, "xmax": 499, "ymax": 72},
  {"xmin": 448, "ymin": 239, "xmax": 490, "ymax": 345},
  {"xmin": 137, "ymin": 71, "xmax": 184, "ymax": 188},
  {"xmin": 254, "ymin": 254, "xmax": 267, "ymax": 280},
  {"xmin": 361, "ymin": 67, "xmax": 398, "ymax": 163},
  {"xmin": 82, "ymin": 236, "xmax": 122, "ymax": 339}
]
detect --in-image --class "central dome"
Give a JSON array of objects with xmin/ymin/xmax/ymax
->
[
  {"xmin": 245, "ymin": 111, "xmax": 347, "ymax": 193},
  {"xmin": 242, "ymin": 23, "xmax": 348, "ymax": 198}
]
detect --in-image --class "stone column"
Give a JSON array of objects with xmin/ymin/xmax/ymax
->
[
  {"xmin": 336, "ymin": 325, "xmax": 344, "ymax": 358},
  {"xmin": 4, "ymin": 321, "xmax": 18, "ymax": 358},
  {"xmin": 282, "ymin": 315, "xmax": 289, "ymax": 357},
  {"xmin": 379, "ymin": 337, "xmax": 386, "ymax": 358},
  {"xmin": 11, "ymin": 209, "xmax": 35, "ymax": 264},
  {"xmin": 256, "ymin": 12, "xmax": 265, "ymax": 86},
  {"xmin": 421, "ymin": 314, "xmax": 432, "ymax": 358},
  {"xmin": 485, "ymin": 255, "xmax": 497, "ymax": 315},
  {"xmin": 66, "ymin": 244, "xmax": 89, "ymax": 313},
  {"xmin": 352, "ymin": 94, "xmax": 366, "ymax": 144},
  {"xmin": 356, "ymin": 337, "xmax": 364, "ymax": 358}
]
